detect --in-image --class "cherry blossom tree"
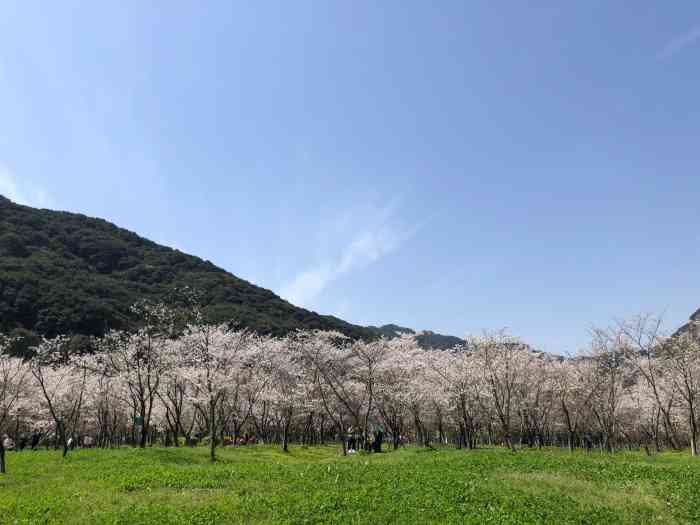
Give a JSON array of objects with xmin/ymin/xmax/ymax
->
[
  {"xmin": 376, "ymin": 336, "xmax": 425, "ymax": 449},
  {"xmin": 584, "ymin": 327, "xmax": 632, "ymax": 453},
  {"xmin": 552, "ymin": 358, "xmax": 594, "ymax": 452},
  {"xmin": 660, "ymin": 328, "xmax": 700, "ymax": 456},
  {"xmin": 30, "ymin": 337, "xmax": 89, "ymax": 457},
  {"xmin": 97, "ymin": 302, "xmax": 175, "ymax": 448},
  {"xmin": 618, "ymin": 315, "xmax": 681, "ymax": 450},
  {"xmin": 293, "ymin": 331, "xmax": 356, "ymax": 455},
  {"xmin": 472, "ymin": 331, "xmax": 533, "ymax": 451},
  {"xmin": 177, "ymin": 324, "xmax": 258, "ymax": 461},
  {"xmin": 518, "ymin": 355, "xmax": 555, "ymax": 449},
  {"xmin": 0, "ymin": 339, "xmax": 29, "ymax": 473},
  {"xmin": 266, "ymin": 337, "xmax": 310, "ymax": 452}
]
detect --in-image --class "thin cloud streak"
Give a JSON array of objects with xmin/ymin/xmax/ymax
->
[
  {"xmin": 279, "ymin": 202, "xmax": 417, "ymax": 309},
  {"xmin": 658, "ymin": 24, "xmax": 700, "ymax": 60}
]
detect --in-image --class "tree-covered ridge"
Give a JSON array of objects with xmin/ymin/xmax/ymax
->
[
  {"xmin": 0, "ymin": 195, "xmax": 374, "ymax": 342},
  {"xmin": 673, "ymin": 308, "xmax": 700, "ymax": 339},
  {"xmin": 366, "ymin": 324, "xmax": 465, "ymax": 350}
]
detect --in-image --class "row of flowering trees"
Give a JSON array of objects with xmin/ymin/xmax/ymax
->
[{"xmin": 1, "ymin": 304, "xmax": 700, "ymax": 474}]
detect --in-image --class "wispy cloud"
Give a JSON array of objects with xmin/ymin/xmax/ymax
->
[
  {"xmin": 0, "ymin": 163, "xmax": 53, "ymax": 208},
  {"xmin": 279, "ymin": 200, "xmax": 417, "ymax": 308},
  {"xmin": 658, "ymin": 24, "xmax": 700, "ymax": 60}
]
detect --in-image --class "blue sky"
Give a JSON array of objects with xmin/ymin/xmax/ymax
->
[{"xmin": 1, "ymin": 2, "xmax": 699, "ymax": 353}]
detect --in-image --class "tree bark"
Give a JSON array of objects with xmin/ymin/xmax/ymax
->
[
  {"xmin": 690, "ymin": 410, "xmax": 698, "ymax": 457},
  {"xmin": 210, "ymin": 399, "xmax": 217, "ymax": 462}
]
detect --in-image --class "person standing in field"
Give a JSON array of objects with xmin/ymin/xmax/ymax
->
[
  {"xmin": 347, "ymin": 426, "xmax": 356, "ymax": 452},
  {"xmin": 30, "ymin": 431, "xmax": 40, "ymax": 450},
  {"xmin": 373, "ymin": 426, "xmax": 384, "ymax": 453}
]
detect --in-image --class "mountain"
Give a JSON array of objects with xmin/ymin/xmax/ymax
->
[
  {"xmin": 673, "ymin": 308, "xmax": 700, "ymax": 338},
  {"xmin": 0, "ymin": 196, "xmax": 470, "ymax": 354},
  {"xmin": 366, "ymin": 324, "xmax": 465, "ymax": 350},
  {"xmin": 0, "ymin": 196, "xmax": 375, "ymax": 348}
]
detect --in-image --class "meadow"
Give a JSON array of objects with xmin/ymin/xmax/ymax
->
[{"xmin": 1, "ymin": 446, "xmax": 699, "ymax": 524}]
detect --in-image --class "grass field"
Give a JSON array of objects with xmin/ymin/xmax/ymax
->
[{"xmin": 1, "ymin": 445, "xmax": 699, "ymax": 524}]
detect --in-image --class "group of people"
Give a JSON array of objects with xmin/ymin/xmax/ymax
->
[
  {"xmin": 2, "ymin": 431, "xmax": 42, "ymax": 451},
  {"xmin": 346, "ymin": 425, "xmax": 384, "ymax": 454},
  {"xmin": 193, "ymin": 432, "xmax": 259, "ymax": 447},
  {"xmin": 226, "ymin": 434, "xmax": 258, "ymax": 446},
  {"xmin": 1, "ymin": 432, "xmax": 96, "ymax": 451}
]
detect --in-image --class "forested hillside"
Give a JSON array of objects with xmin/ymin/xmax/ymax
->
[
  {"xmin": 0, "ymin": 196, "xmax": 374, "ymax": 346},
  {"xmin": 366, "ymin": 324, "xmax": 464, "ymax": 350}
]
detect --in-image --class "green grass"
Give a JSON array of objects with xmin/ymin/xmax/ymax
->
[{"xmin": 1, "ymin": 445, "xmax": 699, "ymax": 524}]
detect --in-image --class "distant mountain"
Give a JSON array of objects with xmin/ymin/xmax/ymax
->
[
  {"xmin": 673, "ymin": 308, "xmax": 700, "ymax": 338},
  {"xmin": 0, "ymin": 196, "xmax": 471, "ymax": 355},
  {"xmin": 0, "ymin": 196, "xmax": 375, "ymax": 349},
  {"xmin": 366, "ymin": 324, "xmax": 465, "ymax": 350}
]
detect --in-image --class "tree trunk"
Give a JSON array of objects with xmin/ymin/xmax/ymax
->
[
  {"xmin": 139, "ymin": 422, "xmax": 148, "ymax": 449},
  {"xmin": 338, "ymin": 422, "xmax": 347, "ymax": 456},
  {"xmin": 690, "ymin": 412, "xmax": 698, "ymax": 457},
  {"xmin": 603, "ymin": 433, "xmax": 613, "ymax": 453},
  {"xmin": 57, "ymin": 421, "xmax": 69, "ymax": 458},
  {"xmin": 661, "ymin": 410, "xmax": 679, "ymax": 450},
  {"xmin": 210, "ymin": 401, "xmax": 217, "ymax": 462}
]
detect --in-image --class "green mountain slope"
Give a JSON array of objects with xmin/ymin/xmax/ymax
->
[{"xmin": 0, "ymin": 196, "xmax": 374, "ymax": 342}]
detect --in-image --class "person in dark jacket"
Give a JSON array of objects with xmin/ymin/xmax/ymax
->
[
  {"xmin": 372, "ymin": 427, "xmax": 384, "ymax": 453},
  {"xmin": 30, "ymin": 431, "xmax": 41, "ymax": 450},
  {"xmin": 347, "ymin": 426, "xmax": 357, "ymax": 452}
]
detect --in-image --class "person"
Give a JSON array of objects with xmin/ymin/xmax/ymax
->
[
  {"xmin": 2, "ymin": 435, "xmax": 15, "ymax": 451},
  {"xmin": 30, "ymin": 430, "xmax": 41, "ymax": 450},
  {"xmin": 18, "ymin": 434, "xmax": 28, "ymax": 451},
  {"xmin": 347, "ymin": 426, "xmax": 356, "ymax": 453},
  {"xmin": 372, "ymin": 426, "xmax": 384, "ymax": 453}
]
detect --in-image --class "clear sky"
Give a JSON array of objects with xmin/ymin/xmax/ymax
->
[{"xmin": 1, "ymin": 2, "xmax": 699, "ymax": 353}]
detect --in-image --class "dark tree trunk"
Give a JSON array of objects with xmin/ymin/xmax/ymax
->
[
  {"xmin": 337, "ymin": 422, "xmax": 347, "ymax": 456},
  {"xmin": 210, "ymin": 401, "xmax": 217, "ymax": 462},
  {"xmin": 57, "ymin": 421, "xmax": 70, "ymax": 458},
  {"xmin": 139, "ymin": 423, "xmax": 148, "ymax": 449}
]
